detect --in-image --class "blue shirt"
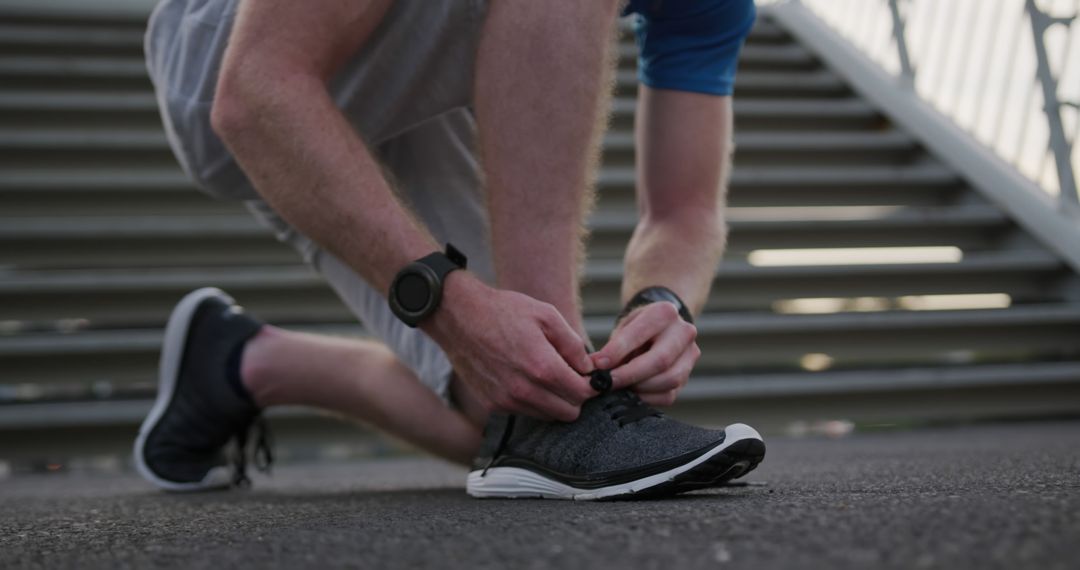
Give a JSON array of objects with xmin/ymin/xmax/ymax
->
[{"xmin": 623, "ymin": 0, "xmax": 757, "ymax": 96}]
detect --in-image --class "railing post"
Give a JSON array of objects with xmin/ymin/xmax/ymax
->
[
  {"xmin": 888, "ymin": 0, "xmax": 915, "ymax": 89},
  {"xmin": 1025, "ymin": 0, "xmax": 1079, "ymax": 213}
]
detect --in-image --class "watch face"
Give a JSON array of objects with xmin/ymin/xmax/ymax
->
[{"xmin": 396, "ymin": 273, "xmax": 432, "ymax": 312}]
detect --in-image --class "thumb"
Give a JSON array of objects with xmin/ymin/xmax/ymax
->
[{"xmin": 539, "ymin": 310, "xmax": 595, "ymax": 375}]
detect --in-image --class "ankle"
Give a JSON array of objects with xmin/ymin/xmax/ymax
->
[{"xmin": 239, "ymin": 325, "xmax": 283, "ymax": 407}]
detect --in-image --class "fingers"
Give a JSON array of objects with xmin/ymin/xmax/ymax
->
[
  {"xmin": 530, "ymin": 345, "xmax": 595, "ymax": 406},
  {"xmin": 537, "ymin": 306, "xmax": 595, "ymax": 375},
  {"xmin": 591, "ymin": 302, "xmax": 680, "ymax": 370},
  {"xmin": 610, "ymin": 319, "xmax": 697, "ymax": 389},
  {"xmin": 633, "ymin": 344, "xmax": 698, "ymax": 394},
  {"xmin": 495, "ymin": 378, "xmax": 581, "ymax": 422}
]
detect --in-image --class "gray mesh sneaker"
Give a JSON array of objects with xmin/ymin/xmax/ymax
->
[
  {"xmin": 134, "ymin": 288, "xmax": 271, "ymax": 491},
  {"xmin": 467, "ymin": 389, "xmax": 765, "ymax": 500}
]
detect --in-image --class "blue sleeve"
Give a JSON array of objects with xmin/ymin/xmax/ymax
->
[{"xmin": 628, "ymin": 0, "xmax": 757, "ymax": 96}]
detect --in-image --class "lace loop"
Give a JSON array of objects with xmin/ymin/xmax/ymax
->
[
  {"xmin": 602, "ymin": 391, "xmax": 661, "ymax": 427},
  {"xmin": 231, "ymin": 413, "xmax": 274, "ymax": 487}
]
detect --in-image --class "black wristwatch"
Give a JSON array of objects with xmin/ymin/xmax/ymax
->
[
  {"xmin": 388, "ymin": 244, "xmax": 468, "ymax": 328},
  {"xmin": 616, "ymin": 286, "xmax": 694, "ymax": 325}
]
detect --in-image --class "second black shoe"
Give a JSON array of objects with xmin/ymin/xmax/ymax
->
[
  {"xmin": 467, "ymin": 390, "xmax": 765, "ymax": 500},
  {"xmin": 134, "ymin": 288, "xmax": 271, "ymax": 491}
]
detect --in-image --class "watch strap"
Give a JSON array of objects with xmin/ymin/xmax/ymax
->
[
  {"xmin": 616, "ymin": 286, "xmax": 694, "ymax": 325},
  {"xmin": 416, "ymin": 243, "xmax": 468, "ymax": 281}
]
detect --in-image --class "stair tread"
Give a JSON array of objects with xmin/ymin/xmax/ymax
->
[
  {"xmin": 4, "ymin": 304, "xmax": 1077, "ymax": 357},
  {"xmin": 605, "ymin": 129, "xmax": 915, "ymax": 151},
  {"xmin": 599, "ymin": 162, "xmax": 958, "ymax": 187},
  {"xmin": 0, "ymin": 23, "xmax": 144, "ymax": 47},
  {"xmin": 2, "ymin": 127, "xmax": 913, "ymax": 152},
  {"xmin": 681, "ymin": 360, "xmax": 1080, "ymax": 399},
  {"xmin": 0, "ymin": 250, "xmax": 1059, "ymax": 293},
  {"xmin": 7, "ymin": 360, "xmax": 1079, "ymax": 422},
  {"xmin": 0, "ymin": 202, "xmax": 1003, "ymax": 239},
  {"xmin": 0, "ymin": 90, "xmax": 157, "ymax": 111},
  {"xmin": 612, "ymin": 96, "xmax": 878, "ymax": 117},
  {"xmin": 0, "ymin": 55, "xmax": 147, "ymax": 76}
]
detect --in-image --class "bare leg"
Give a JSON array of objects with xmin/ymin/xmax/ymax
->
[
  {"xmin": 475, "ymin": 0, "xmax": 622, "ymax": 336},
  {"xmin": 240, "ymin": 326, "xmax": 482, "ymax": 466}
]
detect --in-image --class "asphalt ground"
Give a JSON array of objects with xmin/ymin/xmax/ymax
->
[{"xmin": 1, "ymin": 420, "xmax": 1078, "ymax": 570}]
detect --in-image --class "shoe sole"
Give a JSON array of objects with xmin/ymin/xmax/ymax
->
[
  {"xmin": 133, "ymin": 287, "xmax": 235, "ymax": 492},
  {"xmin": 465, "ymin": 423, "xmax": 765, "ymax": 501}
]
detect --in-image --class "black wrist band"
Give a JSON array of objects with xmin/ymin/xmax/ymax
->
[{"xmin": 616, "ymin": 286, "xmax": 694, "ymax": 325}]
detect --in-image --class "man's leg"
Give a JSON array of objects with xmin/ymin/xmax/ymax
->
[
  {"xmin": 240, "ymin": 326, "xmax": 481, "ymax": 465},
  {"xmin": 242, "ymin": 109, "xmax": 498, "ymax": 445},
  {"xmin": 474, "ymin": 0, "xmax": 623, "ymax": 335}
]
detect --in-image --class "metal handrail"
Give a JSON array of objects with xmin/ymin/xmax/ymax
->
[{"xmin": 780, "ymin": 0, "xmax": 1080, "ymax": 212}]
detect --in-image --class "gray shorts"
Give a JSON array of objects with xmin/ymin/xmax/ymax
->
[{"xmin": 145, "ymin": 0, "xmax": 495, "ymax": 400}]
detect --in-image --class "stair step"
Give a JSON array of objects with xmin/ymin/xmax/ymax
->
[
  {"xmin": 0, "ymin": 91, "xmax": 160, "ymax": 129},
  {"xmin": 0, "ymin": 162, "xmax": 962, "ymax": 218},
  {"xmin": 3, "ymin": 126, "xmax": 913, "ymax": 154},
  {"xmin": 592, "ymin": 204, "xmax": 1012, "ymax": 256},
  {"xmin": 603, "ymin": 129, "xmax": 918, "ymax": 166},
  {"xmin": 615, "ymin": 69, "xmax": 850, "ymax": 98},
  {"xmin": 0, "ymin": 90, "xmax": 157, "ymax": 112},
  {"xmin": 590, "ymin": 305, "xmax": 1080, "ymax": 369},
  {"xmin": 4, "ymin": 305, "xmax": 1079, "ymax": 387},
  {"xmin": 609, "ymin": 251, "xmax": 1066, "ymax": 312},
  {"xmin": 618, "ymin": 18, "xmax": 789, "ymax": 43},
  {"xmin": 0, "ymin": 128, "xmax": 167, "ymax": 149},
  {"xmin": 0, "ymin": 251, "xmax": 1064, "ymax": 325},
  {"xmin": 0, "ymin": 90, "xmax": 879, "ymax": 131},
  {"xmin": 0, "ymin": 7, "xmax": 148, "ymax": 27},
  {"xmin": 681, "ymin": 360, "xmax": 1080, "ymax": 399},
  {"xmin": 0, "ymin": 128, "xmax": 919, "ymax": 169},
  {"xmin": 619, "ymin": 42, "xmax": 818, "ymax": 70},
  {"xmin": 599, "ymin": 162, "xmax": 962, "ymax": 208},
  {"xmin": 0, "ymin": 201, "xmax": 1005, "ymax": 268},
  {"xmin": 7, "ymin": 359, "xmax": 1078, "ymax": 424},
  {"xmin": 612, "ymin": 97, "xmax": 883, "ymax": 130},
  {"xmin": 0, "ymin": 23, "xmax": 145, "ymax": 57},
  {"xmin": 0, "ymin": 55, "xmax": 151, "ymax": 91}
]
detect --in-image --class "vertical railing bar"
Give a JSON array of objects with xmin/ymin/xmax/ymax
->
[
  {"xmin": 1041, "ymin": 145, "xmax": 1056, "ymax": 191},
  {"xmin": 949, "ymin": 0, "xmax": 981, "ymax": 120},
  {"xmin": 858, "ymin": 0, "xmax": 875, "ymax": 47},
  {"xmin": 992, "ymin": 1, "xmax": 1030, "ymax": 146},
  {"xmin": 928, "ymin": 0, "xmax": 962, "ymax": 110},
  {"xmin": 920, "ymin": 0, "xmax": 946, "ymax": 97},
  {"xmin": 972, "ymin": 0, "xmax": 1009, "ymax": 136},
  {"xmin": 882, "ymin": 0, "xmax": 899, "ymax": 68},
  {"xmin": 1054, "ymin": 1, "xmax": 1077, "ymax": 79},
  {"xmin": 888, "ymin": 0, "xmax": 916, "ymax": 86},
  {"xmin": 1026, "ymin": 0, "xmax": 1079, "ymax": 208},
  {"xmin": 916, "ymin": 0, "xmax": 946, "ymax": 94},
  {"xmin": 1014, "ymin": 82, "xmax": 1040, "ymax": 165},
  {"xmin": 874, "ymin": 0, "xmax": 893, "ymax": 66}
]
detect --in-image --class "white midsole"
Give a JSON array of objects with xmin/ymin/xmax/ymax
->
[
  {"xmin": 466, "ymin": 423, "xmax": 763, "ymax": 501},
  {"xmin": 132, "ymin": 287, "xmax": 234, "ymax": 492}
]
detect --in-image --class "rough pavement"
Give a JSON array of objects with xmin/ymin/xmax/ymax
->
[{"xmin": 1, "ymin": 421, "xmax": 1078, "ymax": 570}]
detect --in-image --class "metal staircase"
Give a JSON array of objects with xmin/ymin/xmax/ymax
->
[{"xmin": 2, "ymin": 6, "xmax": 1080, "ymax": 458}]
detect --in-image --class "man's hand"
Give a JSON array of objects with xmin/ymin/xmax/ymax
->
[
  {"xmin": 428, "ymin": 274, "xmax": 596, "ymax": 422},
  {"xmin": 590, "ymin": 302, "xmax": 700, "ymax": 406}
]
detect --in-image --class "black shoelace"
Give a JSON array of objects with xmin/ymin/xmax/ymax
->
[
  {"xmin": 603, "ymin": 391, "xmax": 661, "ymax": 427},
  {"xmin": 231, "ymin": 414, "xmax": 274, "ymax": 488}
]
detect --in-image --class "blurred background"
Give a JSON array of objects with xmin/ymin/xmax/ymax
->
[{"xmin": 1, "ymin": 0, "xmax": 1079, "ymax": 478}]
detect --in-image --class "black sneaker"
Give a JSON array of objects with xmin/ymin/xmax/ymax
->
[
  {"xmin": 467, "ymin": 390, "xmax": 765, "ymax": 500},
  {"xmin": 134, "ymin": 288, "xmax": 272, "ymax": 491}
]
